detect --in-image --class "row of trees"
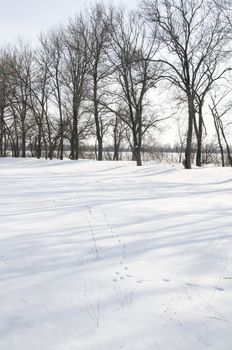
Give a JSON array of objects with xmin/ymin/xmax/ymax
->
[{"xmin": 0, "ymin": 0, "xmax": 232, "ymax": 168}]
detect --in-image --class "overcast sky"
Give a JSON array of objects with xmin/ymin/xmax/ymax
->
[{"xmin": 0, "ymin": 0, "xmax": 138, "ymax": 47}]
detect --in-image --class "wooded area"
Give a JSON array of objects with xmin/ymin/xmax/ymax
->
[{"xmin": 0, "ymin": 0, "xmax": 232, "ymax": 168}]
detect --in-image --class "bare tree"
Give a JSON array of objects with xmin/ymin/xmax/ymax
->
[
  {"xmin": 40, "ymin": 30, "xmax": 66, "ymax": 160},
  {"xmin": 143, "ymin": 0, "xmax": 230, "ymax": 168},
  {"xmin": 83, "ymin": 4, "xmax": 112, "ymax": 161},
  {"xmin": 6, "ymin": 42, "xmax": 35, "ymax": 157},
  {"xmin": 62, "ymin": 15, "xmax": 91, "ymax": 160},
  {"xmin": 107, "ymin": 8, "xmax": 161, "ymax": 166},
  {"xmin": 209, "ymin": 90, "xmax": 232, "ymax": 166},
  {"xmin": 0, "ymin": 50, "xmax": 12, "ymax": 156},
  {"xmin": 25, "ymin": 44, "xmax": 53, "ymax": 159}
]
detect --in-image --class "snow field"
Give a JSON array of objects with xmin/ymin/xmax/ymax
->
[{"xmin": 0, "ymin": 158, "xmax": 232, "ymax": 349}]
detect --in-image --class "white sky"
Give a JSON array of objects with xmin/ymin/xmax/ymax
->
[{"xmin": 0, "ymin": 0, "xmax": 138, "ymax": 46}]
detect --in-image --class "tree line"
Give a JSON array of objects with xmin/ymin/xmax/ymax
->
[{"xmin": 0, "ymin": 0, "xmax": 232, "ymax": 168}]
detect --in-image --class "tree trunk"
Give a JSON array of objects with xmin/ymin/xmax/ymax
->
[
  {"xmin": 21, "ymin": 124, "xmax": 26, "ymax": 158},
  {"xmin": 0, "ymin": 106, "xmax": 4, "ymax": 157},
  {"xmin": 37, "ymin": 126, "xmax": 42, "ymax": 159},
  {"xmin": 195, "ymin": 105, "xmax": 203, "ymax": 167},
  {"xmin": 132, "ymin": 148, "xmax": 137, "ymax": 161},
  {"xmin": 56, "ymin": 76, "xmax": 63, "ymax": 160},
  {"xmin": 184, "ymin": 94, "xmax": 194, "ymax": 169},
  {"xmin": 213, "ymin": 112, "xmax": 225, "ymax": 167},
  {"xmin": 219, "ymin": 120, "xmax": 232, "ymax": 166},
  {"xmin": 113, "ymin": 118, "xmax": 119, "ymax": 161},
  {"xmin": 98, "ymin": 138, "xmax": 103, "ymax": 161},
  {"xmin": 132, "ymin": 130, "xmax": 142, "ymax": 166},
  {"xmin": 136, "ymin": 148, "xmax": 142, "ymax": 166},
  {"xmin": 93, "ymin": 66, "xmax": 103, "ymax": 161}
]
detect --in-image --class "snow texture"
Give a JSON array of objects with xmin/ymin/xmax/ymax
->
[{"xmin": 0, "ymin": 158, "xmax": 231, "ymax": 350}]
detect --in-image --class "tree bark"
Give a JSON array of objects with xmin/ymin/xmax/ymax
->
[
  {"xmin": 184, "ymin": 94, "xmax": 194, "ymax": 169},
  {"xmin": 196, "ymin": 104, "xmax": 203, "ymax": 167}
]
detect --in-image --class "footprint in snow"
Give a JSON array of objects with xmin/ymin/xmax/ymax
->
[
  {"xmin": 136, "ymin": 279, "xmax": 146, "ymax": 284},
  {"xmin": 162, "ymin": 278, "xmax": 171, "ymax": 282}
]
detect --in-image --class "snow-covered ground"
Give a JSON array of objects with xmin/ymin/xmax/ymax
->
[{"xmin": 0, "ymin": 158, "xmax": 231, "ymax": 350}]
